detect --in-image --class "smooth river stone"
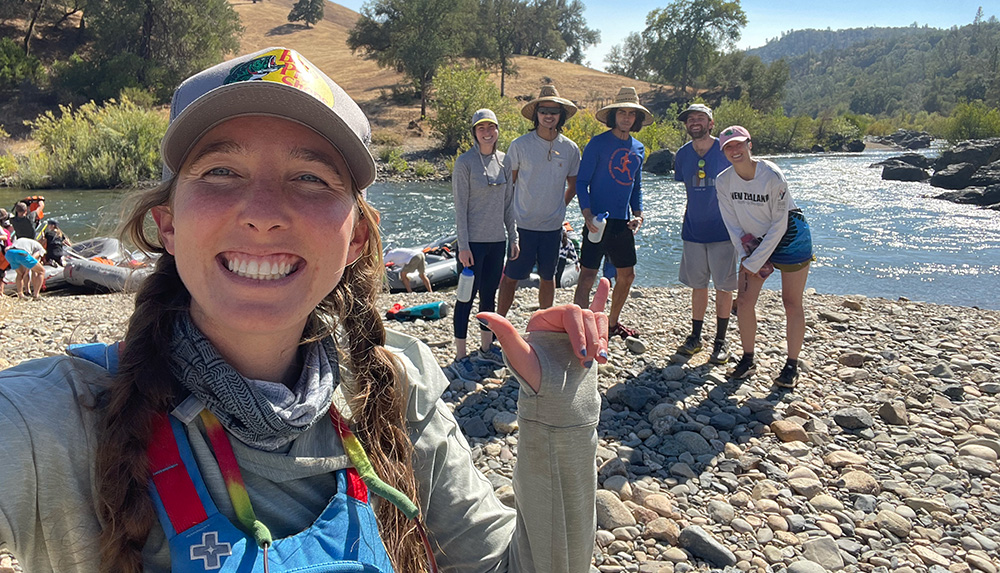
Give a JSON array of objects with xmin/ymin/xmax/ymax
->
[
  {"xmin": 811, "ymin": 494, "xmax": 845, "ymax": 512},
  {"xmin": 841, "ymin": 470, "xmax": 880, "ymax": 494},
  {"xmin": 875, "ymin": 509, "xmax": 911, "ymax": 537}
]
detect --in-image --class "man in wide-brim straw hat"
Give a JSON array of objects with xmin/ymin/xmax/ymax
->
[
  {"xmin": 594, "ymin": 86, "xmax": 653, "ymax": 127},
  {"xmin": 497, "ymin": 85, "xmax": 582, "ymax": 316},
  {"xmin": 519, "ymin": 84, "xmax": 578, "ymax": 121},
  {"xmin": 573, "ymin": 87, "xmax": 650, "ymax": 340}
]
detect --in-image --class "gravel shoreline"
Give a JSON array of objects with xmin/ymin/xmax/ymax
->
[{"xmin": 2, "ymin": 286, "xmax": 999, "ymax": 573}]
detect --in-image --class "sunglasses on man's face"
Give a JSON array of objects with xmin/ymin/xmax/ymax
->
[{"xmin": 537, "ymin": 107, "xmax": 562, "ymax": 116}]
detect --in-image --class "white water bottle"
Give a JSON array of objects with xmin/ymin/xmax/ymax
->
[
  {"xmin": 588, "ymin": 212, "xmax": 609, "ymax": 243},
  {"xmin": 456, "ymin": 268, "xmax": 475, "ymax": 303}
]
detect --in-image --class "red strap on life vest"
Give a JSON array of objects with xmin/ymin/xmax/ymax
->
[
  {"xmin": 345, "ymin": 468, "xmax": 368, "ymax": 502},
  {"xmin": 147, "ymin": 412, "xmax": 208, "ymax": 534}
]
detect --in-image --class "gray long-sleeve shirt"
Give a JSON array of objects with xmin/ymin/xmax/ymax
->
[
  {"xmin": 0, "ymin": 329, "xmax": 597, "ymax": 572},
  {"xmin": 452, "ymin": 145, "xmax": 518, "ymax": 253}
]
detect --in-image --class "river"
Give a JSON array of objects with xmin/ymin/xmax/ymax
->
[{"xmin": 4, "ymin": 145, "xmax": 999, "ymax": 310}]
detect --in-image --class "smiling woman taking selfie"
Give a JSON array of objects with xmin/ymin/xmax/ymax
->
[{"xmin": 0, "ymin": 47, "xmax": 609, "ymax": 573}]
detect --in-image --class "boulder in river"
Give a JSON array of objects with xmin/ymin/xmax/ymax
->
[
  {"xmin": 871, "ymin": 153, "xmax": 932, "ymax": 169},
  {"xmin": 970, "ymin": 160, "xmax": 1000, "ymax": 187},
  {"xmin": 934, "ymin": 184, "xmax": 1000, "ymax": 207},
  {"xmin": 930, "ymin": 162, "xmax": 977, "ymax": 190},
  {"xmin": 881, "ymin": 160, "xmax": 930, "ymax": 182},
  {"xmin": 872, "ymin": 129, "xmax": 932, "ymax": 149},
  {"xmin": 932, "ymin": 138, "xmax": 1000, "ymax": 172},
  {"xmin": 845, "ymin": 139, "xmax": 866, "ymax": 152},
  {"xmin": 644, "ymin": 148, "xmax": 674, "ymax": 175}
]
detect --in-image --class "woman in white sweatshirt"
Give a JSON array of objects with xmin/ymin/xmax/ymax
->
[{"xmin": 715, "ymin": 126, "xmax": 814, "ymax": 388}]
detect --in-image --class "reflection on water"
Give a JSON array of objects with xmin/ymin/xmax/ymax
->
[{"xmin": 5, "ymin": 145, "xmax": 1000, "ymax": 310}]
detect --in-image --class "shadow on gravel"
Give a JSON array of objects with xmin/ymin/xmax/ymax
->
[{"xmin": 597, "ymin": 356, "xmax": 790, "ymax": 489}]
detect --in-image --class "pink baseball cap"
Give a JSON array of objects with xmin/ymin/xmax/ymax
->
[{"xmin": 718, "ymin": 125, "xmax": 751, "ymax": 149}]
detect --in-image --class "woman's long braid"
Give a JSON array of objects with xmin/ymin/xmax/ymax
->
[
  {"xmin": 330, "ymin": 201, "xmax": 426, "ymax": 572},
  {"xmin": 94, "ymin": 179, "xmax": 184, "ymax": 572},
  {"xmin": 95, "ymin": 255, "xmax": 188, "ymax": 572}
]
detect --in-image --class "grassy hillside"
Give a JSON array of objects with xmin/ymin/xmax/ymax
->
[
  {"xmin": 231, "ymin": 0, "xmax": 404, "ymax": 102},
  {"xmin": 233, "ymin": 0, "xmax": 666, "ymax": 135}
]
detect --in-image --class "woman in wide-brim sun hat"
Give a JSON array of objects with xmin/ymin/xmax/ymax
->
[{"xmin": 715, "ymin": 125, "xmax": 815, "ymax": 390}]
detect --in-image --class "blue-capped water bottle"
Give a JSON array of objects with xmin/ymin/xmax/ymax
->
[
  {"xmin": 456, "ymin": 267, "xmax": 475, "ymax": 303},
  {"xmin": 588, "ymin": 212, "xmax": 609, "ymax": 243}
]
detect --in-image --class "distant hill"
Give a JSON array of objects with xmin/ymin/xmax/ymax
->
[
  {"xmin": 748, "ymin": 26, "xmax": 938, "ymax": 63},
  {"xmin": 762, "ymin": 18, "xmax": 1000, "ymax": 117}
]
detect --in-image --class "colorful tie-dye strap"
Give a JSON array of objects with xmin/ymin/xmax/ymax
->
[
  {"xmin": 201, "ymin": 405, "xmax": 437, "ymax": 572},
  {"xmin": 329, "ymin": 407, "xmax": 420, "ymax": 520},
  {"xmin": 330, "ymin": 407, "xmax": 440, "ymax": 573},
  {"xmin": 200, "ymin": 409, "xmax": 274, "ymax": 548}
]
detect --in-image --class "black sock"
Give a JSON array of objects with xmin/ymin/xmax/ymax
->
[
  {"xmin": 715, "ymin": 317, "xmax": 729, "ymax": 341},
  {"xmin": 741, "ymin": 352, "xmax": 754, "ymax": 363},
  {"xmin": 691, "ymin": 319, "xmax": 703, "ymax": 339},
  {"xmin": 785, "ymin": 358, "xmax": 798, "ymax": 369}
]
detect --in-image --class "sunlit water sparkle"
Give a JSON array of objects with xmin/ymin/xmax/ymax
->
[{"xmin": 4, "ymin": 144, "xmax": 998, "ymax": 309}]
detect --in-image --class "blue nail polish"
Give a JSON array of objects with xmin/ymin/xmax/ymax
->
[
  {"xmin": 477, "ymin": 317, "xmax": 491, "ymax": 329},
  {"xmin": 584, "ymin": 360, "xmax": 594, "ymax": 368},
  {"xmin": 598, "ymin": 350, "xmax": 608, "ymax": 360},
  {"xmin": 580, "ymin": 347, "xmax": 587, "ymax": 357}
]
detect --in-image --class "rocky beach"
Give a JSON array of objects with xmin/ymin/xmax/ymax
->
[{"xmin": 1, "ymin": 286, "xmax": 999, "ymax": 573}]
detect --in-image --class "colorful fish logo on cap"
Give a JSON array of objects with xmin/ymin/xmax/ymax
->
[
  {"xmin": 222, "ymin": 49, "xmax": 335, "ymax": 109},
  {"xmin": 224, "ymin": 55, "xmax": 283, "ymax": 84}
]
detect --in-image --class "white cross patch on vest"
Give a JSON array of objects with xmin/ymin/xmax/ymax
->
[{"xmin": 190, "ymin": 531, "xmax": 233, "ymax": 570}]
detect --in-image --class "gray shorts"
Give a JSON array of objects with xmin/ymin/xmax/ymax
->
[
  {"xmin": 678, "ymin": 240, "xmax": 738, "ymax": 291},
  {"xmin": 400, "ymin": 251, "xmax": 426, "ymax": 275}
]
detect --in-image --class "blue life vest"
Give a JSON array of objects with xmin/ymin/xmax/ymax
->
[{"xmin": 69, "ymin": 342, "xmax": 396, "ymax": 573}]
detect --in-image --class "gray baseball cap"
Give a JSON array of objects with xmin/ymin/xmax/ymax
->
[
  {"xmin": 471, "ymin": 108, "xmax": 498, "ymax": 127},
  {"xmin": 161, "ymin": 47, "xmax": 376, "ymax": 190},
  {"xmin": 677, "ymin": 103, "xmax": 713, "ymax": 122}
]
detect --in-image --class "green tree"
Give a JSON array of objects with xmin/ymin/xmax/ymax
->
[
  {"xmin": 643, "ymin": 0, "xmax": 746, "ymax": 92},
  {"xmin": 555, "ymin": 0, "xmax": 599, "ymax": 64},
  {"xmin": 349, "ymin": 0, "xmax": 474, "ymax": 118},
  {"xmin": 708, "ymin": 51, "xmax": 788, "ymax": 111},
  {"xmin": 0, "ymin": 37, "xmax": 44, "ymax": 90},
  {"xmin": 605, "ymin": 32, "xmax": 650, "ymax": 80},
  {"xmin": 509, "ymin": 0, "xmax": 598, "ymax": 63},
  {"xmin": 288, "ymin": 0, "xmax": 324, "ymax": 27},
  {"xmin": 430, "ymin": 64, "xmax": 523, "ymax": 152},
  {"xmin": 83, "ymin": 0, "xmax": 242, "ymax": 100},
  {"xmin": 945, "ymin": 101, "xmax": 1000, "ymax": 142},
  {"xmin": 468, "ymin": 0, "xmax": 522, "ymax": 96}
]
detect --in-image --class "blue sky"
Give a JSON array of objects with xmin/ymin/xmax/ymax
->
[{"xmin": 332, "ymin": 0, "xmax": 996, "ymax": 69}]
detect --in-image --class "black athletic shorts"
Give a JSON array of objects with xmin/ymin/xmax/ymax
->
[{"xmin": 580, "ymin": 218, "xmax": 637, "ymax": 270}]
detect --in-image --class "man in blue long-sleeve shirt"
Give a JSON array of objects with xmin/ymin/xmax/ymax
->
[{"xmin": 573, "ymin": 87, "xmax": 648, "ymax": 339}]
